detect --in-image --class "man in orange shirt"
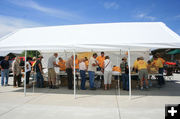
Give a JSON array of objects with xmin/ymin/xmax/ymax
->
[
  {"xmin": 96, "ymin": 52, "xmax": 105, "ymax": 70},
  {"xmin": 96, "ymin": 52, "xmax": 105, "ymax": 86},
  {"xmin": 75, "ymin": 55, "xmax": 79, "ymax": 72},
  {"xmin": 84, "ymin": 57, "xmax": 89, "ymax": 69},
  {"xmin": 58, "ymin": 57, "xmax": 66, "ymax": 71}
]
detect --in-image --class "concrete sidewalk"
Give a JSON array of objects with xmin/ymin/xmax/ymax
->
[{"xmin": 0, "ymin": 74, "xmax": 180, "ymax": 119}]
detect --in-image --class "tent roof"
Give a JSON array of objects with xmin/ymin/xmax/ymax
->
[
  {"xmin": 167, "ymin": 49, "xmax": 180, "ymax": 55},
  {"xmin": 0, "ymin": 51, "xmax": 22, "ymax": 56},
  {"xmin": 0, "ymin": 22, "xmax": 180, "ymax": 52}
]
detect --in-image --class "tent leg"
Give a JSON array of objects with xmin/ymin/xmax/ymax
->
[
  {"xmin": 117, "ymin": 55, "xmax": 120, "ymax": 96},
  {"xmin": 73, "ymin": 50, "xmax": 76, "ymax": 99},
  {"xmin": 118, "ymin": 50, "xmax": 121, "ymax": 95},
  {"xmin": 24, "ymin": 50, "xmax": 27, "ymax": 96},
  {"xmin": 128, "ymin": 49, "xmax": 131, "ymax": 100}
]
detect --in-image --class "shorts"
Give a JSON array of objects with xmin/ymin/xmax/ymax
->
[
  {"xmin": 48, "ymin": 68, "xmax": 56, "ymax": 79},
  {"xmin": 139, "ymin": 69, "xmax": 148, "ymax": 80}
]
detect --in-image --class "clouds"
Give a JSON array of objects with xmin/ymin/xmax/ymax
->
[
  {"xmin": 135, "ymin": 13, "xmax": 156, "ymax": 21},
  {"xmin": 0, "ymin": 15, "xmax": 42, "ymax": 38},
  {"xmin": 8, "ymin": 0, "xmax": 82, "ymax": 21},
  {"xmin": 174, "ymin": 14, "xmax": 180, "ymax": 19},
  {"xmin": 103, "ymin": 2, "xmax": 119, "ymax": 10}
]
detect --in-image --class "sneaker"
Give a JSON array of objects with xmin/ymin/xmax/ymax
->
[
  {"xmin": 146, "ymin": 86, "xmax": 149, "ymax": 89},
  {"xmin": 81, "ymin": 88, "xmax": 86, "ymax": 90},
  {"xmin": 140, "ymin": 87, "xmax": 143, "ymax": 90},
  {"xmin": 136, "ymin": 85, "xmax": 139, "ymax": 90},
  {"xmin": 149, "ymin": 83, "xmax": 152, "ymax": 87},
  {"xmin": 52, "ymin": 85, "xmax": 58, "ymax": 89},
  {"xmin": 49, "ymin": 85, "xmax": 52, "ymax": 89},
  {"xmin": 90, "ymin": 87, "xmax": 96, "ymax": 90}
]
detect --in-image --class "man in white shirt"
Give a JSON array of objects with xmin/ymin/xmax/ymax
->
[
  {"xmin": 47, "ymin": 53, "xmax": 59, "ymax": 89},
  {"xmin": 79, "ymin": 58, "xmax": 87, "ymax": 90},
  {"xmin": 88, "ymin": 53, "xmax": 98, "ymax": 90}
]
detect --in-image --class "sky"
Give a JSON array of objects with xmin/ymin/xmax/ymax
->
[{"xmin": 0, "ymin": 0, "xmax": 180, "ymax": 37}]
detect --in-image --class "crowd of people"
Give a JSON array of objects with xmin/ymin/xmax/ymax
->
[{"xmin": 0, "ymin": 52, "xmax": 166, "ymax": 91}]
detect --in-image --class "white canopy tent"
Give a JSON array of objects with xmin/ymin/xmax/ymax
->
[
  {"xmin": 0, "ymin": 22, "xmax": 180, "ymax": 99},
  {"xmin": 0, "ymin": 22, "xmax": 180, "ymax": 51}
]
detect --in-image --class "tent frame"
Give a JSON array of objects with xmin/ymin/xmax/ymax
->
[{"xmin": 23, "ymin": 49, "xmax": 132, "ymax": 100}]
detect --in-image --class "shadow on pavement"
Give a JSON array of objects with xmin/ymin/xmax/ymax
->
[{"xmin": 8, "ymin": 79, "xmax": 180, "ymax": 97}]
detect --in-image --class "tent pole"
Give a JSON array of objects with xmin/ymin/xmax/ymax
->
[
  {"xmin": 24, "ymin": 50, "xmax": 27, "ymax": 96},
  {"xmin": 117, "ymin": 56, "xmax": 119, "ymax": 89},
  {"xmin": 73, "ymin": 50, "xmax": 76, "ymax": 99},
  {"xmin": 64, "ymin": 50, "xmax": 68, "ymax": 60},
  {"xmin": 117, "ymin": 51, "xmax": 120, "ymax": 96},
  {"xmin": 118, "ymin": 50, "xmax": 121, "ymax": 95},
  {"xmin": 128, "ymin": 49, "xmax": 131, "ymax": 100}
]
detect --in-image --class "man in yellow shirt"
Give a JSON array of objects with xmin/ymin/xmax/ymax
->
[
  {"xmin": 156, "ymin": 53, "xmax": 165, "ymax": 64},
  {"xmin": 152, "ymin": 55, "xmax": 165, "ymax": 86},
  {"xmin": 156, "ymin": 53, "xmax": 165, "ymax": 85},
  {"xmin": 133, "ymin": 57, "xmax": 140, "ymax": 72},
  {"xmin": 136, "ymin": 57, "xmax": 149, "ymax": 90},
  {"xmin": 58, "ymin": 57, "xmax": 66, "ymax": 71}
]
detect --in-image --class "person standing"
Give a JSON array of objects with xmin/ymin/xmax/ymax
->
[
  {"xmin": 88, "ymin": 53, "xmax": 98, "ymax": 90},
  {"xmin": 32, "ymin": 57, "xmax": 37, "ymax": 81},
  {"xmin": 152, "ymin": 55, "xmax": 164, "ymax": 87},
  {"xmin": 96, "ymin": 52, "xmax": 105, "ymax": 87},
  {"xmin": 136, "ymin": 57, "xmax": 149, "ymax": 90},
  {"xmin": 133, "ymin": 57, "xmax": 140, "ymax": 73},
  {"xmin": 103, "ymin": 56, "xmax": 113, "ymax": 90},
  {"xmin": 66, "ymin": 55, "xmax": 74, "ymax": 89},
  {"xmin": 75, "ymin": 55, "xmax": 79, "ymax": 72},
  {"xmin": 120, "ymin": 57, "xmax": 129, "ymax": 91},
  {"xmin": 84, "ymin": 57, "xmax": 89, "ymax": 69},
  {"xmin": 47, "ymin": 53, "xmax": 59, "ymax": 89},
  {"xmin": 12, "ymin": 57, "xmax": 22, "ymax": 87},
  {"xmin": 79, "ymin": 58, "xmax": 87, "ymax": 90},
  {"xmin": 58, "ymin": 57, "xmax": 66, "ymax": 71},
  {"xmin": 25, "ymin": 57, "xmax": 32, "ymax": 88},
  {"xmin": 156, "ymin": 53, "xmax": 165, "ymax": 85},
  {"xmin": 96, "ymin": 52, "xmax": 105, "ymax": 70},
  {"xmin": 35, "ymin": 56, "xmax": 44, "ymax": 88},
  {"xmin": 0, "ymin": 56, "xmax": 10, "ymax": 86}
]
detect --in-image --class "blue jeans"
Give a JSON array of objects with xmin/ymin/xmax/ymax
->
[
  {"xmin": 1, "ymin": 69, "xmax": 9, "ymax": 86},
  {"xmin": 158, "ymin": 68, "xmax": 164, "ymax": 86},
  {"xmin": 88, "ymin": 71, "xmax": 95, "ymax": 89},
  {"xmin": 122, "ymin": 73, "xmax": 129, "ymax": 90},
  {"xmin": 80, "ymin": 70, "xmax": 86, "ymax": 89},
  {"xmin": 36, "ymin": 72, "xmax": 44, "ymax": 88}
]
